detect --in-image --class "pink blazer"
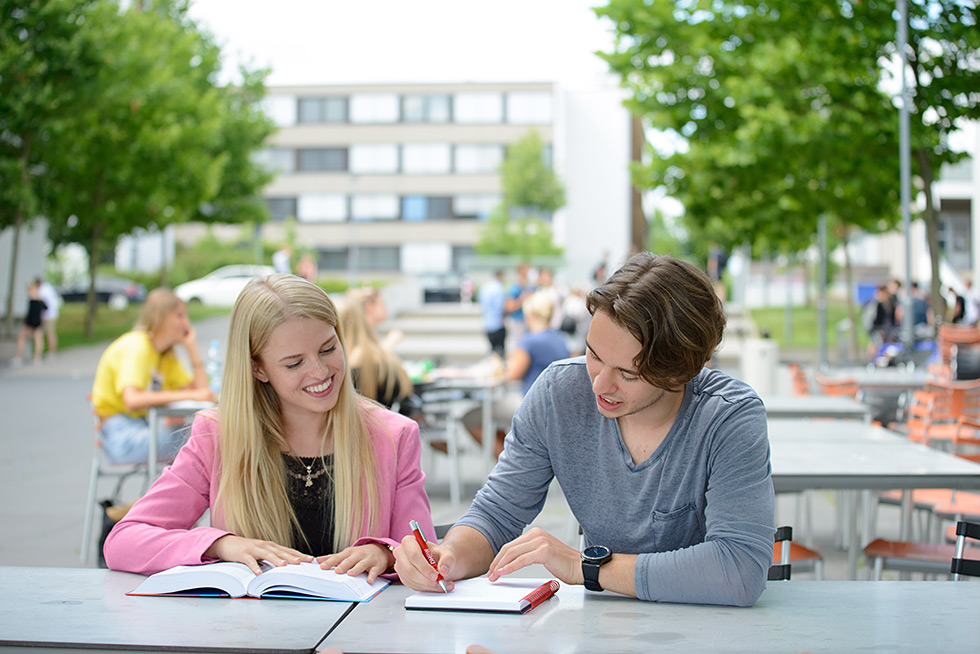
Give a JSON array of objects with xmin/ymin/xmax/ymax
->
[{"xmin": 103, "ymin": 407, "xmax": 435, "ymax": 576}]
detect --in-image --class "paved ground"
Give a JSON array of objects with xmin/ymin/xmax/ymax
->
[{"xmin": 0, "ymin": 311, "xmax": 905, "ymax": 581}]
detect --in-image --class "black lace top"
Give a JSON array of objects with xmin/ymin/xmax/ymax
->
[{"xmin": 282, "ymin": 453, "xmax": 335, "ymax": 556}]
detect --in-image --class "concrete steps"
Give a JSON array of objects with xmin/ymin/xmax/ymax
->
[{"xmin": 384, "ymin": 302, "xmax": 489, "ymax": 365}]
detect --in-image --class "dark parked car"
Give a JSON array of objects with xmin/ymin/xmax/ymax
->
[
  {"xmin": 421, "ymin": 274, "xmax": 462, "ymax": 303},
  {"xmin": 57, "ymin": 275, "xmax": 147, "ymax": 309}
]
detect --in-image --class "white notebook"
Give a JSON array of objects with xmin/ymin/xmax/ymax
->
[{"xmin": 404, "ymin": 577, "xmax": 559, "ymax": 613}]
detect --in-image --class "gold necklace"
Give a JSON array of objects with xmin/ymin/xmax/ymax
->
[{"xmin": 299, "ymin": 456, "xmax": 319, "ymax": 487}]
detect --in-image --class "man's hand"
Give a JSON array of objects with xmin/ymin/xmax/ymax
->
[
  {"xmin": 486, "ymin": 527, "xmax": 583, "ymax": 585},
  {"xmin": 392, "ymin": 533, "xmax": 457, "ymax": 593},
  {"xmin": 204, "ymin": 535, "xmax": 313, "ymax": 575},
  {"xmin": 316, "ymin": 543, "xmax": 393, "ymax": 584}
]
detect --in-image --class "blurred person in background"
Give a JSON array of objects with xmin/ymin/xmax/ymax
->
[
  {"xmin": 479, "ymin": 270, "xmax": 507, "ymax": 358},
  {"xmin": 91, "ymin": 289, "xmax": 214, "ymax": 464},
  {"xmin": 464, "ymin": 289, "xmax": 570, "ymax": 458},
  {"xmin": 37, "ymin": 275, "xmax": 61, "ymax": 357},
  {"xmin": 335, "ymin": 295, "xmax": 415, "ymax": 413},
  {"xmin": 349, "ymin": 287, "xmax": 403, "ymax": 351}
]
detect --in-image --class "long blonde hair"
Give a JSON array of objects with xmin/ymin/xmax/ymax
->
[
  {"xmin": 216, "ymin": 274, "xmax": 380, "ymax": 552},
  {"xmin": 335, "ymin": 295, "xmax": 413, "ymax": 405}
]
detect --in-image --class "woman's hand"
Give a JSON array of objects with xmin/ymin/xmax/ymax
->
[
  {"xmin": 316, "ymin": 543, "xmax": 394, "ymax": 584},
  {"xmin": 204, "ymin": 535, "xmax": 313, "ymax": 575}
]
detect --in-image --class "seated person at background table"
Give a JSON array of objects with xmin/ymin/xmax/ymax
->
[
  {"xmin": 463, "ymin": 288, "xmax": 570, "ymax": 458},
  {"xmin": 348, "ymin": 286, "xmax": 403, "ymax": 351},
  {"xmin": 334, "ymin": 295, "xmax": 415, "ymax": 412},
  {"xmin": 91, "ymin": 288, "xmax": 214, "ymax": 464},
  {"xmin": 104, "ymin": 274, "xmax": 434, "ymax": 581},
  {"xmin": 394, "ymin": 253, "xmax": 775, "ymax": 607}
]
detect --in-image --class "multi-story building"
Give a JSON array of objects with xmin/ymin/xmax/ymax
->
[{"xmin": 174, "ymin": 79, "xmax": 634, "ymax": 290}]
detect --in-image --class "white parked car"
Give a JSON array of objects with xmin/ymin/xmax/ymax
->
[{"xmin": 175, "ymin": 265, "xmax": 276, "ymax": 307}]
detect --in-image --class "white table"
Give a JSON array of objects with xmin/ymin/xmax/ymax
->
[
  {"xmin": 762, "ymin": 394, "xmax": 871, "ymax": 420},
  {"xmin": 0, "ymin": 567, "xmax": 353, "ymax": 652},
  {"xmin": 324, "ymin": 581, "xmax": 980, "ymax": 653},
  {"xmin": 768, "ymin": 418, "xmax": 980, "ymax": 577},
  {"xmin": 422, "ymin": 374, "xmax": 505, "ymax": 476}
]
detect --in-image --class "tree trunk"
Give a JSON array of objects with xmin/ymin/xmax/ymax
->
[
  {"xmin": 914, "ymin": 148, "xmax": 944, "ymax": 323},
  {"xmin": 85, "ymin": 172, "xmax": 107, "ymax": 339},
  {"xmin": 630, "ymin": 114, "xmax": 647, "ymax": 253}
]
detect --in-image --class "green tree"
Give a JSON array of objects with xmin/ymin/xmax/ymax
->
[
  {"xmin": 476, "ymin": 129, "xmax": 565, "ymax": 259},
  {"xmin": 31, "ymin": 1, "xmax": 272, "ymax": 336},
  {"xmin": 0, "ymin": 0, "xmax": 92, "ymax": 334},
  {"xmin": 899, "ymin": 0, "xmax": 980, "ymax": 315},
  {"xmin": 596, "ymin": 0, "xmax": 904, "ymax": 356}
]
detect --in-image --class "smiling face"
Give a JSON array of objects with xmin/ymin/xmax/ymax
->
[
  {"xmin": 251, "ymin": 317, "xmax": 346, "ymax": 423},
  {"xmin": 585, "ymin": 310, "xmax": 677, "ymax": 424}
]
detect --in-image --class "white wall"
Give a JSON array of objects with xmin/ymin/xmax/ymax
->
[{"xmin": 554, "ymin": 77, "xmax": 632, "ymax": 288}]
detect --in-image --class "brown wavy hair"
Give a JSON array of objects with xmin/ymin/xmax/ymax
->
[{"xmin": 586, "ymin": 253, "xmax": 726, "ymax": 391}]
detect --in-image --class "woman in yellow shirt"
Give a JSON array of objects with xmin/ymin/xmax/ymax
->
[{"xmin": 91, "ymin": 289, "xmax": 214, "ymax": 463}]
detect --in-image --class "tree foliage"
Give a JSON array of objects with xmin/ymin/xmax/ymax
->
[
  {"xmin": 596, "ymin": 0, "xmax": 980, "ymax": 320},
  {"xmin": 476, "ymin": 129, "xmax": 565, "ymax": 258},
  {"xmin": 0, "ymin": 0, "xmax": 275, "ymax": 336}
]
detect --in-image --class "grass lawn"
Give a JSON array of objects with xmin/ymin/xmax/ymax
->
[
  {"xmin": 748, "ymin": 302, "xmax": 870, "ymax": 351},
  {"xmin": 55, "ymin": 303, "xmax": 230, "ymax": 350}
]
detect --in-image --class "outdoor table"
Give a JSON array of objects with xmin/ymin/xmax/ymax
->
[
  {"xmin": 0, "ymin": 567, "xmax": 353, "ymax": 652},
  {"xmin": 146, "ymin": 401, "xmax": 214, "ymax": 479},
  {"xmin": 762, "ymin": 394, "xmax": 871, "ymax": 420},
  {"xmin": 324, "ymin": 580, "xmax": 980, "ymax": 653},
  {"xmin": 768, "ymin": 418, "xmax": 980, "ymax": 578}
]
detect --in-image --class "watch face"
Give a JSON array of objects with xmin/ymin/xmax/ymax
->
[{"xmin": 583, "ymin": 545, "xmax": 611, "ymax": 561}]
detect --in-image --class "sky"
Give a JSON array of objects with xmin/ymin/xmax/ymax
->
[{"xmin": 187, "ymin": 0, "xmax": 619, "ymax": 87}]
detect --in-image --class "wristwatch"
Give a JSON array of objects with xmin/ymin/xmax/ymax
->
[{"xmin": 581, "ymin": 545, "xmax": 612, "ymax": 592}]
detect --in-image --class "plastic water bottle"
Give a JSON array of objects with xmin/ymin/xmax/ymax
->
[{"xmin": 205, "ymin": 339, "xmax": 223, "ymax": 395}]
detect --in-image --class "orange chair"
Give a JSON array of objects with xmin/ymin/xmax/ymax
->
[
  {"xmin": 788, "ymin": 363, "xmax": 811, "ymax": 396},
  {"xmin": 865, "ymin": 520, "xmax": 980, "ymax": 581},
  {"xmin": 768, "ymin": 526, "xmax": 823, "ymax": 581},
  {"xmin": 900, "ymin": 378, "xmax": 980, "ymax": 448},
  {"xmin": 951, "ymin": 414, "xmax": 980, "ymax": 462},
  {"xmin": 813, "ymin": 373, "xmax": 860, "ymax": 398}
]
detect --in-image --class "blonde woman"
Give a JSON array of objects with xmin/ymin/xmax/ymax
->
[
  {"xmin": 104, "ymin": 274, "xmax": 434, "ymax": 582},
  {"xmin": 334, "ymin": 296, "xmax": 413, "ymax": 410},
  {"xmin": 91, "ymin": 288, "xmax": 214, "ymax": 464}
]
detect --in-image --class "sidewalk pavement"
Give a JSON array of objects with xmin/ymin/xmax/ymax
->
[{"xmin": 0, "ymin": 312, "xmax": 895, "ymax": 581}]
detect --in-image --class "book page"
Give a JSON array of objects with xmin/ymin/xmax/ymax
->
[
  {"xmin": 129, "ymin": 562, "xmax": 255, "ymax": 597},
  {"xmin": 247, "ymin": 561, "xmax": 390, "ymax": 601},
  {"xmin": 405, "ymin": 577, "xmax": 556, "ymax": 612}
]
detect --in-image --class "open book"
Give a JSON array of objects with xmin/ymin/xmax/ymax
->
[
  {"xmin": 128, "ymin": 561, "xmax": 389, "ymax": 602},
  {"xmin": 405, "ymin": 577, "xmax": 559, "ymax": 614}
]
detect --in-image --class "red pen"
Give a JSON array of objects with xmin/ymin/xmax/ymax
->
[{"xmin": 410, "ymin": 520, "xmax": 448, "ymax": 593}]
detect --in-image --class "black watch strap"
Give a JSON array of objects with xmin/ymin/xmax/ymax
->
[{"xmin": 582, "ymin": 560, "xmax": 604, "ymax": 592}]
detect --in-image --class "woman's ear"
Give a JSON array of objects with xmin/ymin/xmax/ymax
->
[{"xmin": 251, "ymin": 359, "xmax": 269, "ymax": 383}]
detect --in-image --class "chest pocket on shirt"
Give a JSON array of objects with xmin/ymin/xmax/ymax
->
[{"xmin": 651, "ymin": 503, "xmax": 704, "ymax": 552}]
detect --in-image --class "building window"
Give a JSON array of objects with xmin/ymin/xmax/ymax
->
[
  {"xmin": 402, "ymin": 94, "xmax": 451, "ymax": 123},
  {"xmin": 263, "ymin": 95, "xmax": 297, "ymax": 127},
  {"xmin": 254, "ymin": 148, "xmax": 295, "ymax": 173},
  {"xmin": 402, "ymin": 143, "xmax": 451, "ymax": 174},
  {"xmin": 506, "ymin": 91, "xmax": 553, "ymax": 123},
  {"xmin": 297, "ymin": 148, "xmax": 348, "ymax": 172},
  {"xmin": 357, "ymin": 246, "xmax": 401, "ymax": 272},
  {"xmin": 454, "ymin": 194, "xmax": 500, "ymax": 220},
  {"xmin": 349, "ymin": 93, "xmax": 400, "ymax": 123},
  {"xmin": 402, "ymin": 196, "xmax": 453, "ymax": 221},
  {"xmin": 297, "ymin": 97, "xmax": 347, "ymax": 123},
  {"xmin": 266, "ymin": 197, "xmax": 297, "ymax": 223},
  {"xmin": 454, "ymin": 92, "xmax": 504, "ymax": 123},
  {"xmin": 317, "ymin": 247, "xmax": 348, "ymax": 272},
  {"xmin": 352, "ymin": 194, "xmax": 400, "ymax": 221},
  {"xmin": 454, "ymin": 144, "xmax": 504, "ymax": 174},
  {"xmin": 452, "ymin": 245, "xmax": 475, "ymax": 273},
  {"xmin": 349, "ymin": 144, "xmax": 399, "ymax": 174},
  {"xmin": 297, "ymin": 193, "xmax": 347, "ymax": 223}
]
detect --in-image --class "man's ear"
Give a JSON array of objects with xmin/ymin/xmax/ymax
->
[{"xmin": 252, "ymin": 360, "xmax": 269, "ymax": 383}]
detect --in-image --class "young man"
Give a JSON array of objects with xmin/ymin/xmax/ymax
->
[{"xmin": 394, "ymin": 253, "xmax": 774, "ymax": 607}]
